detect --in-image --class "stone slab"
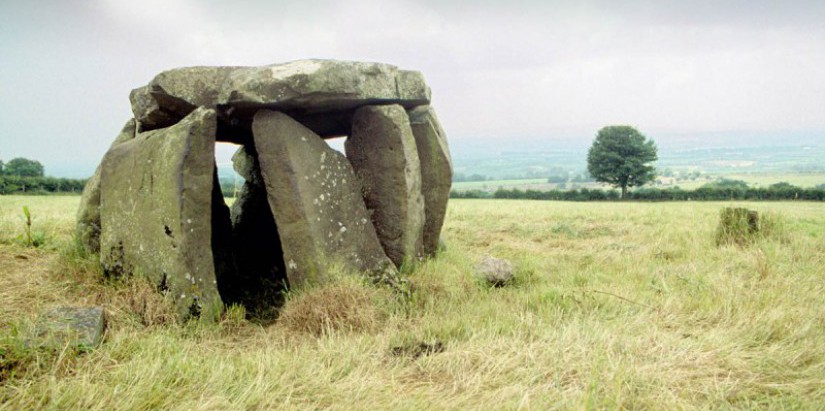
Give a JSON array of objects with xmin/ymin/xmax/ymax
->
[
  {"xmin": 76, "ymin": 118, "xmax": 137, "ymax": 254},
  {"xmin": 99, "ymin": 107, "xmax": 222, "ymax": 320},
  {"xmin": 346, "ymin": 104, "xmax": 425, "ymax": 267},
  {"xmin": 30, "ymin": 306, "xmax": 106, "ymax": 350},
  {"xmin": 130, "ymin": 60, "xmax": 431, "ymax": 137},
  {"xmin": 408, "ymin": 106, "xmax": 452, "ymax": 257},
  {"xmin": 252, "ymin": 110, "xmax": 397, "ymax": 287}
]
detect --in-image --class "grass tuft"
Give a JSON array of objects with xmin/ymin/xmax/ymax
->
[{"xmin": 278, "ymin": 274, "xmax": 390, "ymax": 336}]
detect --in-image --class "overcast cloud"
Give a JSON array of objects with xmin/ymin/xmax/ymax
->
[{"xmin": 1, "ymin": 0, "xmax": 824, "ymax": 177}]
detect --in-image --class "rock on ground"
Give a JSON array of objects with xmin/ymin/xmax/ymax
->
[
  {"xmin": 476, "ymin": 255, "xmax": 515, "ymax": 287},
  {"xmin": 30, "ymin": 306, "xmax": 106, "ymax": 350}
]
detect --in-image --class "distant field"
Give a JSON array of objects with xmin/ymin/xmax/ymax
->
[
  {"xmin": 1, "ymin": 195, "xmax": 824, "ymax": 409},
  {"xmin": 453, "ymin": 172, "xmax": 825, "ymax": 192},
  {"xmin": 720, "ymin": 172, "xmax": 825, "ymax": 187}
]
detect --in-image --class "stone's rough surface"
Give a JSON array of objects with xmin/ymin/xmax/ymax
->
[
  {"xmin": 76, "ymin": 118, "xmax": 137, "ymax": 254},
  {"xmin": 347, "ymin": 104, "xmax": 425, "ymax": 267},
  {"xmin": 476, "ymin": 255, "xmax": 515, "ymax": 287},
  {"xmin": 130, "ymin": 67, "xmax": 240, "ymax": 131},
  {"xmin": 31, "ymin": 306, "xmax": 106, "ymax": 350},
  {"xmin": 130, "ymin": 60, "xmax": 431, "ymax": 136},
  {"xmin": 408, "ymin": 106, "xmax": 453, "ymax": 256},
  {"xmin": 252, "ymin": 110, "xmax": 397, "ymax": 286},
  {"xmin": 99, "ymin": 108, "xmax": 221, "ymax": 320},
  {"xmin": 231, "ymin": 145, "xmax": 262, "ymax": 185},
  {"xmin": 221, "ymin": 60, "xmax": 430, "ymax": 111}
]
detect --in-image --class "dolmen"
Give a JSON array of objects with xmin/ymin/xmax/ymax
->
[{"xmin": 76, "ymin": 60, "xmax": 452, "ymax": 320}]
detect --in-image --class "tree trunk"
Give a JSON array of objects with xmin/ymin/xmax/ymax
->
[{"xmin": 621, "ymin": 185, "xmax": 627, "ymax": 199}]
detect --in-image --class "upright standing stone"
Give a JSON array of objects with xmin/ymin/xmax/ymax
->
[
  {"xmin": 407, "ymin": 106, "xmax": 453, "ymax": 256},
  {"xmin": 224, "ymin": 146, "xmax": 288, "ymax": 315},
  {"xmin": 76, "ymin": 118, "xmax": 137, "ymax": 254},
  {"xmin": 252, "ymin": 110, "xmax": 397, "ymax": 287},
  {"xmin": 99, "ymin": 108, "xmax": 222, "ymax": 320},
  {"xmin": 346, "ymin": 104, "xmax": 425, "ymax": 267}
]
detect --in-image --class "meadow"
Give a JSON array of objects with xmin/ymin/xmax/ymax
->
[
  {"xmin": 451, "ymin": 172, "xmax": 825, "ymax": 193},
  {"xmin": 1, "ymin": 195, "xmax": 824, "ymax": 409}
]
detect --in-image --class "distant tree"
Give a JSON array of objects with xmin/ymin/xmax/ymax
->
[
  {"xmin": 5, "ymin": 157, "xmax": 44, "ymax": 177},
  {"xmin": 701, "ymin": 178, "xmax": 749, "ymax": 189},
  {"xmin": 587, "ymin": 125, "xmax": 657, "ymax": 198},
  {"xmin": 768, "ymin": 182, "xmax": 799, "ymax": 190},
  {"xmin": 0, "ymin": 159, "xmax": 4, "ymax": 175}
]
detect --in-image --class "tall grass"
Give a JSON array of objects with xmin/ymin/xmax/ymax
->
[{"xmin": 1, "ymin": 196, "xmax": 824, "ymax": 409}]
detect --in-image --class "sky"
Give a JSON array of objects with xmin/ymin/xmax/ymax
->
[{"xmin": 1, "ymin": 0, "xmax": 824, "ymax": 177}]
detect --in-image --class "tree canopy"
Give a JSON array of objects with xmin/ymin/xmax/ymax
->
[
  {"xmin": 586, "ymin": 125, "xmax": 657, "ymax": 198},
  {"xmin": 4, "ymin": 157, "xmax": 45, "ymax": 177}
]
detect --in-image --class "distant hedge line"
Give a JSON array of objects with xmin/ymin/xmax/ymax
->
[
  {"xmin": 0, "ymin": 176, "xmax": 88, "ymax": 195},
  {"xmin": 452, "ymin": 186, "xmax": 825, "ymax": 201}
]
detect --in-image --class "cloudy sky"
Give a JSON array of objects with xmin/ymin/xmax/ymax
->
[{"xmin": 1, "ymin": 0, "xmax": 824, "ymax": 177}]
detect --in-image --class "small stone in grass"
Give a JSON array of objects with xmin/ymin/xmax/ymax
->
[
  {"xmin": 29, "ymin": 306, "xmax": 106, "ymax": 351},
  {"xmin": 476, "ymin": 255, "xmax": 514, "ymax": 287}
]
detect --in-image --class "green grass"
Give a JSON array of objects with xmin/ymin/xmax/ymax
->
[
  {"xmin": 722, "ymin": 172, "xmax": 825, "ymax": 188},
  {"xmin": 1, "ymin": 195, "xmax": 824, "ymax": 409}
]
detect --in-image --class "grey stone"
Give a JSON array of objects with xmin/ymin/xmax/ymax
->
[
  {"xmin": 99, "ymin": 108, "xmax": 222, "ymax": 320},
  {"xmin": 76, "ymin": 118, "xmax": 137, "ymax": 254},
  {"xmin": 408, "ymin": 106, "xmax": 453, "ymax": 257},
  {"xmin": 231, "ymin": 145, "xmax": 262, "ymax": 185},
  {"xmin": 130, "ymin": 60, "xmax": 431, "ymax": 136},
  {"xmin": 476, "ymin": 255, "xmax": 514, "ymax": 287},
  {"xmin": 130, "ymin": 66, "xmax": 240, "ymax": 131},
  {"xmin": 252, "ymin": 110, "xmax": 397, "ymax": 287},
  {"xmin": 346, "ymin": 104, "xmax": 425, "ymax": 267},
  {"xmin": 224, "ymin": 147, "xmax": 288, "ymax": 315},
  {"xmin": 30, "ymin": 306, "xmax": 106, "ymax": 350},
  {"xmin": 437, "ymin": 237, "xmax": 448, "ymax": 253}
]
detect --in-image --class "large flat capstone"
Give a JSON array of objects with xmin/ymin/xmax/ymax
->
[
  {"xmin": 346, "ymin": 104, "xmax": 425, "ymax": 267},
  {"xmin": 99, "ymin": 107, "xmax": 222, "ymax": 320},
  {"xmin": 408, "ymin": 106, "xmax": 453, "ymax": 256},
  {"xmin": 252, "ymin": 110, "xmax": 398, "ymax": 286},
  {"xmin": 130, "ymin": 60, "xmax": 431, "ymax": 137}
]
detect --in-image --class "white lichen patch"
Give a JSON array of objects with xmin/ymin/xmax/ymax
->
[
  {"xmin": 268, "ymin": 60, "xmax": 323, "ymax": 79},
  {"xmin": 288, "ymin": 259, "xmax": 298, "ymax": 270}
]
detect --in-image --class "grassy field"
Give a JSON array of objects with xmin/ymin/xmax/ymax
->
[
  {"xmin": 452, "ymin": 173, "xmax": 825, "ymax": 193},
  {"xmin": 1, "ymin": 195, "xmax": 824, "ymax": 409}
]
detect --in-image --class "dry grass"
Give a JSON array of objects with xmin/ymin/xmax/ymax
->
[
  {"xmin": 1, "ymin": 195, "xmax": 824, "ymax": 409},
  {"xmin": 278, "ymin": 275, "xmax": 391, "ymax": 336}
]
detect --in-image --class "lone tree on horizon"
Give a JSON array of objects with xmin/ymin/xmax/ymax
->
[{"xmin": 587, "ymin": 125, "xmax": 657, "ymax": 199}]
